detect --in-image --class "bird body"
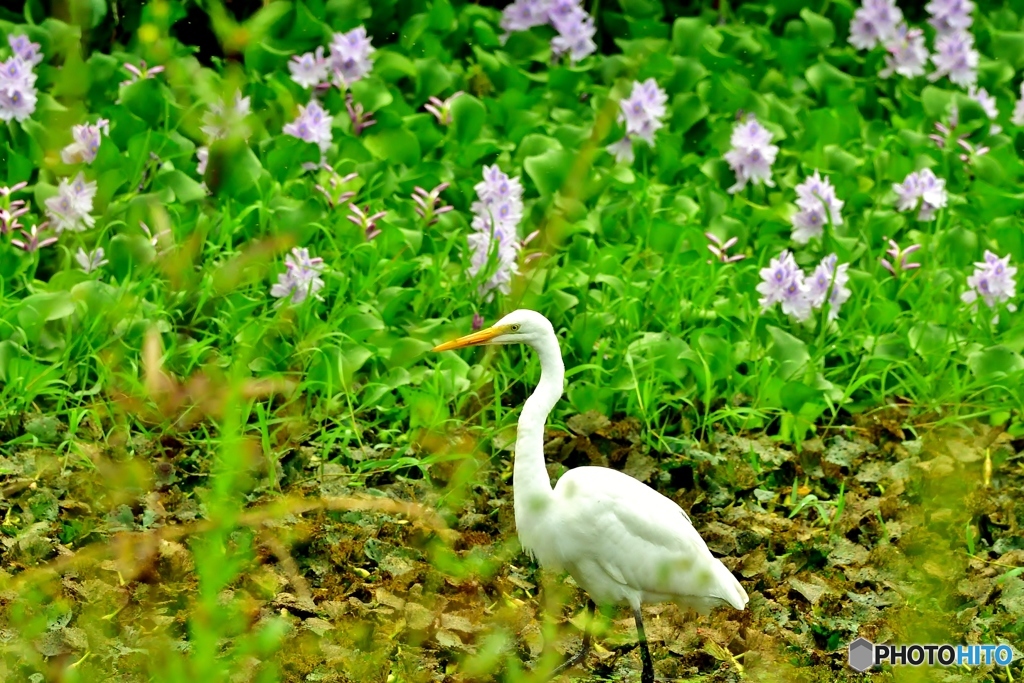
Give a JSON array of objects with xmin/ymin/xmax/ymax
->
[{"xmin": 434, "ymin": 309, "xmax": 747, "ymax": 681}]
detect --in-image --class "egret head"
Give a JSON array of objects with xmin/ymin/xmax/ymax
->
[{"xmin": 433, "ymin": 309, "xmax": 553, "ymax": 351}]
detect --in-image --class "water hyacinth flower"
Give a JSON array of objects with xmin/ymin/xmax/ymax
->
[
  {"xmin": 283, "ymin": 100, "xmax": 333, "ymax": 153},
  {"xmin": 880, "ymin": 238, "xmax": 922, "ymax": 276},
  {"xmin": 289, "ymin": 47, "xmax": 329, "ymax": 89},
  {"xmin": 724, "ymin": 115, "xmax": 779, "ymax": 194},
  {"xmin": 468, "ymin": 165, "xmax": 524, "ymax": 297},
  {"xmin": 929, "ymin": 31, "xmax": 978, "ymax": 87},
  {"xmin": 893, "ymin": 169, "xmax": 947, "ymax": 221},
  {"xmin": 11, "ymin": 222, "xmax": 57, "ymax": 252},
  {"xmin": 805, "ymin": 254, "xmax": 852, "ymax": 321},
  {"xmin": 201, "ymin": 92, "xmax": 252, "ymax": 142},
  {"xmin": 75, "ymin": 247, "xmax": 108, "ymax": 273},
  {"xmin": 347, "ymin": 204, "xmax": 387, "ymax": 241},
  {"xmin": 791, "ymin": 171, "xmax": 843, "ymax": 244},
  {"xmin": 328, "ymin": 27, "xmax": 375, "ymax": 88},
  {"xmin": 757, "ymin": 250, "xmax": 812, "ymax": 322},
  {"xmin": 0, "ymin": 182, "xmax": 29, "ymax": 235},
  {"xmin": 0, "ymin": 51, "xmax": 39, "ymax": 122},
  {"xmin": 880, "ymin": 25, "xmax": 929, "ymax": 79},
  {"xmin": 45, "ymin": 173, "xmax": 97, "ymax": 234},
  {"xmin": 345, "ymin": 94, "xmax": 376, "ymax": 135},
  {"xmin": 412, "ymin": 183, "xmax": 453, "ymax": 225},
  {"xmin": 550, "ymin": 9, "xmax": 598, "ymax": 64},
  {"xmin": 315, "ymin": 168, "xmax": 359, "ymax": 209},
  {"xmin": 962, "ymin": 251, "xmax": 1017, "ymax": 317},
  {"xmin": 1013, "ymin": 83, "xmax": 1024, "ymax": 127},
  {"xmin": 61, "ymin": 119, "xmax": 109, "ymax": 165},
  {"xmin": 472, "ymin": 312, "xmax": 485, "ymax": 332},
  {"xmin": 9, "ymin": 35, "xmax": 43, "ymax": 66},
  {"xmin": 424, "ymin": 92, "xmax": 463, "ymax": 126},
  {"xmin": 706, "ymin": 233, "xmax": 745, "ymax": 264},
  {"xmin": 849, "ymin": 0, "xmax": 903, "ymax": 51},
  {"xmin": 925, "ymin": 0, "xmax": 974, "ymax": 36},
  {"xmin": 606, "ymin": 79, "xmax": 668, "ymax": 165},
  {"xmin": 120, "ymin": 60, "xmax": 164, "ymax": 87},
  {"xmin": 501, "ymin": 0, "xmax": 550, "ymax": 34},
  {"xmin": 967, "ymin": 86, "xmax": 1000, "ymax": 135},
  {"xmin": 270, "ymin": 247, "xmax": 327, "ymax": 305}
]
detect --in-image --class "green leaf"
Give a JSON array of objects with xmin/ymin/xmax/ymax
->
[
  {"xmin": 991, "ymin": 31, "xmax": 1024, "ymax": 70},
  {"xmin": 967, "ymin": 346, "xmax": 1024, "ymax": 379},
  {"xmin": 119, "ymin": 78, "xmax": 166, "ymax": 127},
  {"xmin": 767, "ymin": 326, "xmax": 810, "ymax": 381},
  {"xmin": 107, "ymin": 234, "xmax": 157, "ymax": 281},
  {"xmin": 524, "ymin": 148, "xmax": 575, "ymax": 198},
  {"xmin": 805, "ymin": 61, "xmax": 854, "ymax": 94},
  {"xmin": 671, "ymin": 17, "xmax": 707, "ymax": 56},
  {"xmin": 921, "ymin": 85, "xmax": 954, "ymax": 120},
  {"xmin": 350, "ymin": 77, "xmax": 394, "ymax": 114},
  {"xmin": 451, "ymin": 94, "xmax": 486, "ymax": 145},
  {"xmin": 671, "ymin": 92, "xmax": 709, "ymax": 134},
  {"xmin": 799, "ymin": 9, "xmax": 835, "ymax": 48},
  {"xmin": 208, "ymin": 142, "xmax": 264, "ymax": 201},
  {"xmin": 154, "ymin": 169, "xmax": 206, "ymax": 203},
  {"xmin": 363, "ymin": 128, "xmax": 422, "ymax": 167}
]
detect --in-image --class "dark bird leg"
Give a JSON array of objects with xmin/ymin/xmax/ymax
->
[
  {"xmin": 633, "ymin": 607, "xmax": 655, "ymax": 683},
  {"xmin": 550, "ymin": 599, "xmax": 595, "ymax": 678}
]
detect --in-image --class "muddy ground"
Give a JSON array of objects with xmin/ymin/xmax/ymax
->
[{"xmin": 1, "ymin": 408, "xmax": 1022, "ymax": 682}]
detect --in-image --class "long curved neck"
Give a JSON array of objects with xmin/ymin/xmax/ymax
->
[{"xmin": 513, "ymin": 330, "xmax": 564, "ymax": 522}]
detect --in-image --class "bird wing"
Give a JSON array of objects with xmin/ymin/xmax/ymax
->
[{"xmin": 552, "ymin": 467, "xmax": 748, "ymax": 611}]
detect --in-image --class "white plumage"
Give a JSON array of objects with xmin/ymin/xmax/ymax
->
[{"xmin": 435, "ymin": 309, "xmax": 748, "ymax": 682}]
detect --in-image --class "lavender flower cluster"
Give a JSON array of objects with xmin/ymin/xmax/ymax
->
[
  {"xmin": 791, "ymin": 171, "xmax": 843, "ymax": 245},
  {"xmin": 962, "ymin": 251, "xmax": 1017, "ymax": 317},
  {"xmin": 501, "ymin": 0, "xmax": 597, "ymax": 64},
  {"xmin": 893, "ymin": 168, "xmax": 948, "ymax": 221},
  {"xmin": 850, "ymin": 0, "xmax": 978, "ymax": 87},
  {"xmin": 0, "ymin": 34, "xmax": 41, "ymax": 122},
  {"xmin": 724, "ymin": 116, "xmax": 779, "ymax": 194},
  {"xmin": 271, "ymin": 247, "xmax": 327, "ymax": 305},
  {"xmin": 289, "ymin": 27, "xmax": 375, "ymax": 90},
  {"xmin": 758, "ymin": 251, "xmax": 852, "ymax": 322},
  {"xmin": 607, "ymin": 79, "xmax": 668, "ymax": 165},
  {"xmin": 468, "ymin": 166, "xmax": 525, "ymax": 297}
]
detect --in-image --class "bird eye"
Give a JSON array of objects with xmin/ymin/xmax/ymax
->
[{"xmin": 510, "ymin": 324, "xmax": 521, "ymax": 332}]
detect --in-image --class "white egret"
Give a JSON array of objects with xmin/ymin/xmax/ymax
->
[{"xmin": 434, "ymin": 309, "xmax": 749, "ymax": 683}]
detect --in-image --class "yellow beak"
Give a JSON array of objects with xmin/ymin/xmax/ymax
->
[{"xmin": 433, "ymin": 325, "xmax": 506, "ymax": 352}]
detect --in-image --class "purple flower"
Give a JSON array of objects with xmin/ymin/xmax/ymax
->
[
  {"xmin": 424, "ymin": 92, "xmax": 463, "ymax": 126},
  {"xmin": 412, "ymin": 183, "xmax": 453, "ymax": 225},
  {"xmin": 75, "ymin": 246, "xmax": 108, "ymax": 273},
  {"xmin": 8, "ymin": 35, "xmax": 42, "ymax": 66},
  {"xmin": 929, "ymin": 31, "xmax": 978, "ymax": 87},
  {"xmin": 289, "ymin": 47, "xmax": 329, "ymax": 89},
  {"xmin": 283, "ymin": 100, "xmax": 333, "ymax": 152},
  {"xmin": 45, "ymin": 173, "xmax": 97, "ymax": 234},
  {"xmin": 328, "ymin": 27, "xmax": 374, "ymax": 88},
  {"xmin": 61, "ymin": 119, "xmax": 109, "ymax": 165},
  {"xmin": 0, "ymin": 54, "xmax": 38, "ymax": 122},
  {"xmin": 757, "ymin": 250, "xmax": 812, "ymax": 321},
  {"xmin": 345, "ymin": 93, "xmax": 377, "ymax": 136},
  {"xmin": 805, "ymin": 254, "xmax": 852, "ymax": 321},
  {"xmin": 925, "ymin": 0, "xmax": 974, "ymax": 36},
  {"xmin": 1013, "ymin": 82, "xmax": 1024, "ymax": 127},
  {"xmin": 120, "ymin": 60, "xmax": 164, "ymax": 87},
  {"xmin": 880, "ymin": 238, "xmax": 922, "ymax": 276},
  {"xmin": 11, "ymin": 222, "xmax": 57, "ymax": 252},
  {"xmin": 968, "ymin": 86, "xmax": 1000, "ymax": 135},
  {"xmin": 550, "ymin": 10, "xmax": 597, "ymax": 64},
  {"xmin": 706, "ymin": 232, "xmax": 745, "ymax": 263},
  {"xmin": 849, "ymin": 0, "xmax": 903, "ymax": 51},
  {"xmin": 472, "ymin": 312, "xmax": 485, "ymax": 331},
  {"xmin": 271, "ymin": 247, "xmax": 327, "ymax": 304},
  {"xmin": 501, "ymin": 0, "xmax": 550, "ymax": 34},
  {"xmin": 469, "ymin": 166, "xmax": 524, "ymax": 298},
  {"xmin": 606, "ymin": 137, "xmax": 634, "ymax": 164},
  {"xmin": 347, "ymin": 204, "xmax": 387, "ymax": 241},
  {"xmin": 619, "ymin": 79, "xmax": 667, "ymax": 144},
  {"xmin": 0, "ymin": 182, "xmax": 29, "ymax": 236},
  {"xmin": 893, "ymin": 169, "xmax": 947, "ymax": 221},
  {"xmin": 962, "ymin": 251, "xmax": 1017, "ymax": 313},
  {"xmin": 314, "ymin": 167, "xmax": 359, "ymax": 209},
  {"xmin": 724, "ymin": 115, "xmax": 779, "ymax": 194},
  {"xmin": 202, "ymin": 92, "xmax": 251, "ymax": 142},
  {"xmin": 880, "ymin": 25, "xmax": 928, "ymax": 79},
  {"xmin": 791, "ymin": 170, "xmax": 843, "ymax": 244}
]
